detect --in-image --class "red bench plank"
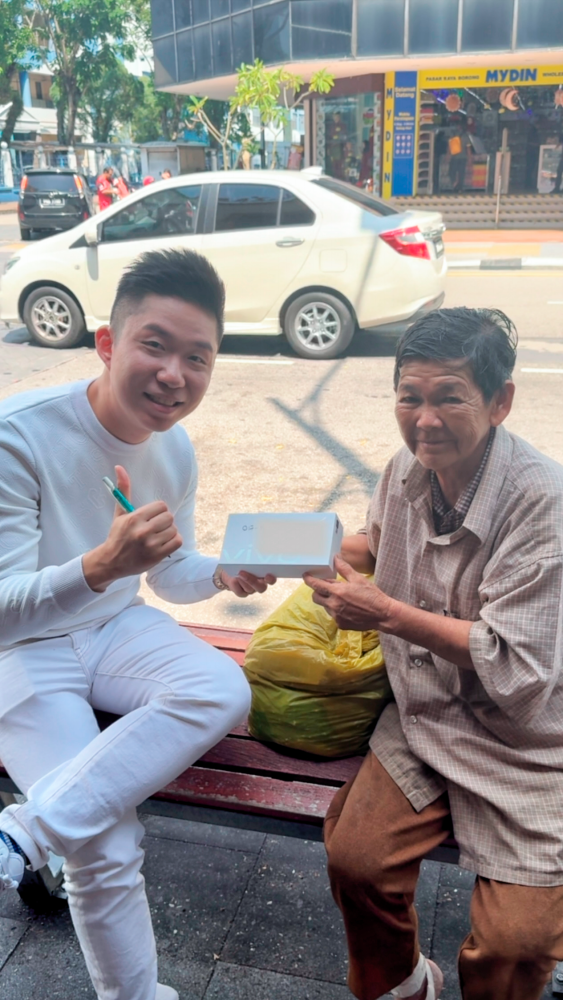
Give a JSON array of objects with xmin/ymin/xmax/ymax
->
[
  {"xmin": 199, "ymin": 735, "xmax": 363, "ymax": 785},
  {"xmin": 152, "ymin": 765, "xmax": 338, "ymax": 825}
]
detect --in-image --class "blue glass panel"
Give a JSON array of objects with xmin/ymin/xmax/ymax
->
[
  {"xmin": 232, "ymin": 11, "xmax": 253, "ymax": 66},
  {"xmin": 292, "ymin": 25, "xmax": 350, "ymax": 58},
  {"xmin": 357, "ymin": 0, "xmax": 405, "ymax": 56},
  {"xmin": 408, "ymin": 0, "xmax": 458, "ymax": 53},
  {"xmin": 151, "ymin": 0, "xmax": 174, "ymax": 36},
  {"xmin": 175, "ymin": 0, "xmax": 192, "ymax": 29},
  {"xmin": 177, "ymin": 28, "xmax": 195, "ymax": 81},
  {"xmin": 232, "ymin": 0, "xmax": 250, "ymax": 9},
  {"xmin": 462, "ymin": 0, "xmax": 514, "ymax": 50},
  {"xmin": 517, "ymin": 0, "xmax": 563, "ymax": 47},
  {"xmin": 291, "ymin": 0, "xmax": 352, "ymax": 32},
  {"xmin": 211, "ymin": 0, "xmax": 230, "ymax": 16},
  {"xmin": 212, "ymin": 18, "xmax": 233, "ymax": 73},
  {"xmin": 192, "ymin": 0, "xmax": 210, "ymax": 23},
  {"xmin": 194, "ymin": 23, "xmax": 213, "ymax": 78},
  {"xmin": 253, "ymin": 1, "xmax": 290, "ymax": 63},
  {"xmin": 153, "ymin": 36, "xmax": 177, "ymax": 85}
]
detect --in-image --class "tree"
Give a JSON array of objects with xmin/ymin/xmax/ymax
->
[
  {"xmin": 78, "ymin": 56, "xmax": 143, "ymax": 143},
  {"xmin": 184, "ymin": 96, "xmax": 253, "ymax": 168},
  {"xmin": 236, "ymin": 60, "xmax": 334, "ymax": 167},
  {"xmin": 130, "ymin": 74, "xmax": 186, "ymax": 143},
  {"xmin": 0, "ymin": 0, "xmax": 37, "ymax": 142},
  {"xmin": 31, "ymin": 0, "xmax": 147, "ymax": 144}
]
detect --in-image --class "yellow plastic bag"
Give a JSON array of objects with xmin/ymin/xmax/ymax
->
[{"xmin": 243, "ymin": 582, "xmax": 392, "ymax": 758}]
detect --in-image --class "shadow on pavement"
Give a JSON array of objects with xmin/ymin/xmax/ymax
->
[{"xmin": 218, "ymin": 327, "xmax": 401, "ymax": 361}]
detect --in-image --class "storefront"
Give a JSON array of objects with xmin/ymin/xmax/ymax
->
[
  {"xmin": 383, "ymin": 64, "xmax": 563, "ymax": 198},
  {"xmin": 315, "ymin": 75, "xmax": 384, "ymax": 194}
]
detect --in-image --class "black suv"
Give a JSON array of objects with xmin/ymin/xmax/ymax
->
[{"xmin": 18, "ymin": 167, "xmax": 95, "ymax": 240}]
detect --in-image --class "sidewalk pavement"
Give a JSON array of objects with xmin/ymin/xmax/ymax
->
[{"xmin": 444, "ymin": 229, "xmax": 563, "ymax": 270}]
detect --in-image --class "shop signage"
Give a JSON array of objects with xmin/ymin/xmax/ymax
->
[
  {"xmin": 382, "ymin": 71, "xmax": 418, "ymax": 198},
  {"xmin": 419, "ymin": 65, "xmax": 563, "ymax": 89}
]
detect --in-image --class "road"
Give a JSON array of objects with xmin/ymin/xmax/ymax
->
[{"xmin": 1, "ymin": 218, "xmax": 562, "ymax": 629}]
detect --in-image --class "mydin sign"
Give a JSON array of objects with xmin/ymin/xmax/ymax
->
[{"xmin": 382, "ymin": 64, "xmax": 563, "ymax": 196}]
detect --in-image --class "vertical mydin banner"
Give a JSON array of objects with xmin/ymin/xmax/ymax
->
[{"xmin": 384, "ymin": 70, "xmax": 417, "ymax": 196}]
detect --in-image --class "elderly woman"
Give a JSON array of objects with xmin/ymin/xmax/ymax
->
[{"xmin": 306, "ymin": 307, "xmax": 563, "ymax": 1000}]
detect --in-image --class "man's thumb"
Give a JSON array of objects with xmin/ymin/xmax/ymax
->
[{"xmin": 114, "ymin": 465, "xmax": 132, "ymax": 514}]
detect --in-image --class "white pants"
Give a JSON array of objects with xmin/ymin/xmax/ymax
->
[{"xmin": 0, "ymin": 605, "xmax": 251, "ymax": 1000}]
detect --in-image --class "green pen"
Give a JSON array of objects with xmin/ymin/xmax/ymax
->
[{"xmin": 102, "ymin": 476, "xmax": 136, "ymax": 513}]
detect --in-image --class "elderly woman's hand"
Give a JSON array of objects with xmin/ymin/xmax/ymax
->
[{"xmin": 303, "ymin": 555, "xmax": 396, "ymax": 632}]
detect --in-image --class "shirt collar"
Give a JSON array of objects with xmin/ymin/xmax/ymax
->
[{"xmin": 430, "ymin": 428, "xmax": 495, "ymax": 535}]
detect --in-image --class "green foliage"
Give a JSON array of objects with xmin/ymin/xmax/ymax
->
[
  {"xmin": 79, "ymin": 56, "xmax": 144, "ymax": 142},
  {"xmin": 130, "ymin": 74, "xmax": 186, "ymax": 143},
  {"xmin": 31, "ymin": 0, "xmax": 148, "ymax": 143},
  {"xmin": 0, "ymin": 0, "xmax": 38, "ymax": 141}
]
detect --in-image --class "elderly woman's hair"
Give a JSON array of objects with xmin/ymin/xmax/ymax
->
[{"xmin": 394, "ymin": 307, "xmax": 518, "ymax": 401}]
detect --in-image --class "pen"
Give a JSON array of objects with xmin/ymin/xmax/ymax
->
[{"xmin": 102, "ymin": 476, "xmax": 136, "ymax": 513}]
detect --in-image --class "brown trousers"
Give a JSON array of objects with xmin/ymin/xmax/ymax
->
[{"xmin": 324, "ymin": 751, "xmax": 563, "ymax": 1000}]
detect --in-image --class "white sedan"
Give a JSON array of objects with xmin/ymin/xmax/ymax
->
[{"xmin": 0, "ymin": 168, "xmax": 446, "ymax": 360}]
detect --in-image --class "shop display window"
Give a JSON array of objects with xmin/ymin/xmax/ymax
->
[
  {"xmin": 357, "ymin": 0, "xmax": 406, "ymax": 56},
  {"xmin": 316, "ymin": 94, "xmax": 382, "ymax": 193},
  {"xmin": 461, "ymin": 0, "xmax": 514, "ymax": 51},
  {"xmin": 408, "ymin": 0, "xmax": 458, "ymax": 54}
]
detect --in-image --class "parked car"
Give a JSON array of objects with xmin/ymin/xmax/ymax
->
[
  {"xmin": 17, "ymin": 167, "xmax": 95, "ymax": 241},
  {"xmin": 2, "ymin": 168, "xmax": 446, "ymax": 360}
]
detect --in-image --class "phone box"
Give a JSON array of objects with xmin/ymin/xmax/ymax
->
[{"xmin": 219, "ymin": 512, "xmax": 343, "ymax": 579}]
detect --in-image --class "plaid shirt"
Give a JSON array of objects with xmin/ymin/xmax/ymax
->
[
  {"xmin": 367, "ymin": 426, "xmax": 563, "ymax": 885},
  {"xmin": 430, "ymin": 429, "xmax": 495, "ymax": 535}
]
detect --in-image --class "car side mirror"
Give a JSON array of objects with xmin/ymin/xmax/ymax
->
[{"xmin": 84, "ymin": 220, "xmax": 100, "ymax": 246}]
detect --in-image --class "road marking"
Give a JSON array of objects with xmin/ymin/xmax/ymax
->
[
  {"xmin": 521, "ymin": 367, "xmax": 563, "ymax": 374},
  {"xmin": 216, "ymin": 357, "xmax": 294, "ymax": 365},
  {"xmin": 548, "ymin": 301, "xmax": 563, "ymax": 305}
]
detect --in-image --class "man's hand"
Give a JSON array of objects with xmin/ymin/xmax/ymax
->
[
  {"xmin": 304, "ymin": 555, "xmax": 396, "ymax": 632},
  {"xmin": 83, "ymin": 465, "xmax": 183, "ymax": 592},
  {"xmin": 219, "ymin": 569, "xmax": 277, "ymax": 599}
]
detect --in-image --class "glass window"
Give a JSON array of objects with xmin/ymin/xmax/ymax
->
[
  {"xmin": 314, "ymin": 177, "xmax": 398, "ymax": 216},
  {"xmin": 253, "ymin": 1, "xmax": 290, "ymax": 63},
  {"xmin": 210, "ymin": 0, "xmax": 229, "ymax": 15},
  {"xmin": 212, "ymin": 18, "xmax": 233, "ymax": 73},
  {"xmin": 192, "ymin": 0, "xmax": 210, "ymax": 23},
  {"xmin": 292, "ymin": 25, "xmax": 350, "ymax": 58},
  {"xmin": 102, "ymin": 187, "xmax": 202, "ymax": 244},
  {"xmin": 153, "ymin": 36, "xmax": 177, "ymax": 87},
  {"xmin": 24, "ymin": 172, "xmax": 79, "ymax": 193},
  {"xmin": 177, "ymin": 29, "xmax": 195, "ymax": 81},
  {"xmin": 408, "ymin": 0, "xmax": 458, "ymax": 53},
  {"xmin": 231, "ymin": 0, "xmax": 250, "ymax": 9},
  {"xmin": 291, "ymin": 0, "xmax": 352, "ymax": 32},
  {"xmin": 194, "ymin": 23, "xmax": 213, "ymax": 78},
  {"xmin": 175, "ymin": 0, "xmax": 192, "ymax": 29},
  {"xmin": 215, "ymin": 184, "xmax": 280, "ymax": 231},
  {"xmin": 279, "ymin": 189, "xmax": 316, "ymax": 226},
  {"xmin": 357, "ymin": 0, "xmax": 405, "ymax": 56},
  {"xmin": 462, "ymin": 0, "xmax": 514, "ymax": 50},
  {"xmin": 517, "ymin": 0, "xmax": 563, "ymax": 47},
  {"xmin": 151, "ymin": 0, "xmax": 174, "ymax": 36},
  {"xmin": 232, "ymin": 11, "xmax": 253, "ymax": 66}
]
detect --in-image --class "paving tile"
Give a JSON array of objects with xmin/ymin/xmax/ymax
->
[
  {"xmin": 141, "ymin": 814, "xmax": 265, "ymax": 854},
  {"xmin": 152, "ymin": 958, "xmax": 213, "ymax": 1000},
  {"xmin": 431, "ymin": 884, "xmax": 472, "ymax": 1000},
  {"xmin": 0, "ymin": 915, "xmax": 28, "ymax": 970},
  {"xmin": 415, "ymin": 860, "xmax": 441, "ymax": 956},
  {"xmin": 204, "ymin": 961, "xmax": 353, "ymax": 999},
  {"xmin": 143, "ymin": 834, "xmax": 257, "ymax": 964},
  {"xmin": 221, "ymin": 834, "xmax": 348, "ymax": 984},
  {"xmin": 438, "ymin": 863, "xmax": 477, "ymax": 891},
  {"xmin": 0, "ymin": 906, "xmax": 95, "ymax": 1000}
]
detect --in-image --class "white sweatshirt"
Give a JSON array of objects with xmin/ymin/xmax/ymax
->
[{"xmin": 0, "ymin": 379, "xmax": 218, "ymax": 649}]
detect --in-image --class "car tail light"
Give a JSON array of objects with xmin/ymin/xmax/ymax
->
[
  {"xmin": 20, "ymin": 175, "xmax": 28, "ymax": 193},
  {"xmin": 379, "ymin": 225, "xmax": 431, "ymax": 260}
]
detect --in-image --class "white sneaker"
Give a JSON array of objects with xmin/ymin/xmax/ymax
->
[
  {"xmin": 156, "ymin": 985, "xmax": 179, "ymax": 1000},
  {"xmin": 0, "ymin": 832, "xmax": 26, "ymax": 891}
]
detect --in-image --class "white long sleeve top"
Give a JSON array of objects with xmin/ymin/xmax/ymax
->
[{"xmin": 0, "ymin": 379, "xmax": 218, "ymax": 650}]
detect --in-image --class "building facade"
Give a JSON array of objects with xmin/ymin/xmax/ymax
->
[{"xmin": 151, "ymin": 0, "xmax": 563, "ymax": 198}]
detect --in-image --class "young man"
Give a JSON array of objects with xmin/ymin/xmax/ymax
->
[
  {"xmin": 0, "ymin": 248, "xmax": 275, "ymax": 1000},
  {"xmin": 306, "ymin": 308, "xmax": 563, "ymax": 1000},
  {"xmin": 96, "ymin": 166, "xmax": 118, "ymax": 211}
]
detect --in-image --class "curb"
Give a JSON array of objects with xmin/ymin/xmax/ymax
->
[{"xmin": 448, "ymin": 257, "xmax": 563, "ymax": 270}]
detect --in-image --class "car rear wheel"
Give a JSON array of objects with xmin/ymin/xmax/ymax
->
[
  {"xmin": 283, "ymin": 292, "xmax": 356, "ymax": 360},
  {"xmin": 23, "ymin": 286, "xmax": 87, "ymax": 349}
]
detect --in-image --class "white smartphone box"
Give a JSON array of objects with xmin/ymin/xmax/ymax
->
[{"xmin": 219, "ymin": 512, "xmax": 343, "ymax": 579}]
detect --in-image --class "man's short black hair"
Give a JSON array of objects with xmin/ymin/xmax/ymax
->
[
  {"xmin": 394, "ymin": 307, "xmax": 517, "ymax": 401},
  {"xmin": 110, "ymin": 248, "xmax": 225, "ymax": 342}
]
